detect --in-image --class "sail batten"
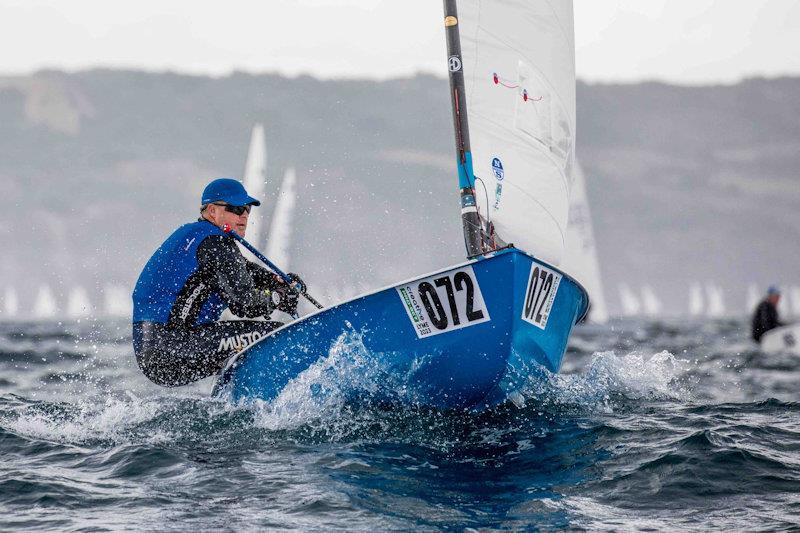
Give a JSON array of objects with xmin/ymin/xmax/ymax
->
[{"xmin": 448, "ymin": 0, "xmax": 576, "ymax": 265}]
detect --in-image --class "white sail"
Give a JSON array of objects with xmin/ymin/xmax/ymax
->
[
  {"xmin": 242, "ymin": 123, "xmax": 268, "ymax": 249},
  {"xmin": 618, "ymin": 283, "xmax": 640, "ymax": 317},
  {"xmin": 561, "ymin": 162, "xmax": 607, "ymax": 323},
  {"xmin": 705, "ymin": 283, "xmax": 726, "ymax": 318},
  {"xmin": 264, "ymin": 167, "xmax": 297, "ymax": 271},
  {"xmin": 778, "ymin": 286, "xmax": 791, "ymax": 319},
  {"xmin": 459, "ymin": 0, "xmax": 576, "ymax": 265},
  {"xmin": 689, "ymin": 282, "xmax": 704, "ymax": 317},
  {"xmin": 641, "ymin": 285, "xmax": 662, "ymax": 317},
  {"xmin": 745, "ymin": 283, "xmax": 760, "ymax": 316},
  {"xmin": 790, "ymin": 286, "xmax": 800, "ymax": 319},
  {"xmin": 3, "ymin": 287, "xmax": 19, "ymax": 318},
  {"xmin": 67, "ymin": 286, "xmax": 93, "ymax": 318},
  {"xmin": 103, "ymin": 284, "xmax": 132, "ymax": 318},
  {"xmin": 33, "ymin": 285, "xmax": 58, "ymax": 319}
]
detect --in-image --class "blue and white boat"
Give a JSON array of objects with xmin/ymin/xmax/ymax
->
[{"xmin": 215, "ymin": 0, "xmax": 590, "ymax": 410}]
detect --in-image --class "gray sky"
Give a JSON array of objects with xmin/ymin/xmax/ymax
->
[{"xmin": 1, "ymin": 0, "xmax": 798, "ymax": 83}]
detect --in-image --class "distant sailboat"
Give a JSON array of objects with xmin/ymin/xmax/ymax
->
[
  {"xmin": 3, "ymin": 287, "xmax": 19, "ymax": 318},
  {"xmin": 618, "ymin": 283, "xmax": 641, "ymax": 316},
  {"xmin": 790, "ymin": 286, "xmax": 800, "ymax": 319},
  {"xmin": 745, "ymin": 283, "xmax": 760, "ymax": 316},
  {"xmin": 67, "ymin": 286, "xmax": 93, "ymax": 318},
  {"xmin": 242, "ymin": 123, "xmax": 268, "ymax": 250},
  {"xmin": 561, "ymin": 162, "xmax": 608, "ymax": 323},
  {"xmin": 705, "ymin": 283, "xmax": 726, "ymax": 318},
  {"xmin": 641, "ymin": 285, "xmax": 662, "ymax": 317},
  {"xmin": 689, "ymin": 282, "xmax": 704, "ymax": 317},
  {"xmin": 264, "ymin": 167, "xmax": 297, "ymax": 272},
  {"xmin": 103, "ymin": 284, "xmax": 132, "ymax": 318},
  {"xmin": 778, "ymin": 286, "xmax": 791, "ymax": 319},
  {"xmin": 33, "ymin": 285, "xmax": 58, "ymax": 319}
]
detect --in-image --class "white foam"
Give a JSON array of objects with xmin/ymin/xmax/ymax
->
[{"xmin": 523, "ymin": 350, "xmax": 691, "ymax": 412}]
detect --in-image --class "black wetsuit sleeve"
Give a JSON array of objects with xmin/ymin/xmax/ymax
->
[
  {"xmin": 196, "ymin": 235, "xmax": 274, "ymax": 318},
  {"xmin": 245, "ymin": 261, "xmax": 285, "ymax": 292},
  {"xmin": 751, "ymin": 301, "xmax": 781, "ymax": 342}
]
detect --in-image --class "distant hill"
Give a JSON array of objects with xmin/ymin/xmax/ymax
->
[{"xmin": 0, "ymin": 70, "xmax": 798, "ymax": 316}]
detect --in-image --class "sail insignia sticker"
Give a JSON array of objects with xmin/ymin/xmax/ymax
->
[
  {"xmin": 491, "ymin": 158, "xmax": 504, "ymax": 181},
  {"xmin": 448, "ymin": 56, "xmax": 462, "ymax": 73},
  {"xmin": 445, "ymin": 16, "xmax": 458, "ymax": 27},
  {"xmin": 397, "ymin": 266, "xmax": 490, "ymax": 339},
  {"xmin": 521, "ymin": 263, "xmax": 562, "ymax": 330}
]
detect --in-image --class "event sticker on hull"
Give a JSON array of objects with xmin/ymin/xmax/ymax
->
[
  {"xmin": 397, "ymin": 266, "xmax": 490, "ymax": 339},
  {"xmin": 521, "ymin": 263, "xmax": 562, "ymax": 330}
]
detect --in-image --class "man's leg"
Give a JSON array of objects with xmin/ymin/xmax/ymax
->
[{"xmin": 134, "ymin": 321, "xmax": 282, "ymax": 387}]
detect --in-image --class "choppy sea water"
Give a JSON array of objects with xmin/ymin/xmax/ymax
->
[{"xmin": 1, "ymin": 318, "xmax": 798, "ymax": 531}]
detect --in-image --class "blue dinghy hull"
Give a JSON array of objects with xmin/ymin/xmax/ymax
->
[{"xmin": 214, "ymin": 248, "xmax": 588, "ymax": 410}]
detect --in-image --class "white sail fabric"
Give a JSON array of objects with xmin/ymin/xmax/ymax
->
[
  {"xmin": 561, "ymin": 163, "xmax": 607, "ymax": 323},
  {"xmin": 103, "ymin": 284, "xmax": 132, "ymax": 318},
  {"xmin": 745, "ymin": 283, "xmax": 760, "ymax": 315},
  {"xmin": 265, "ymin": 167, "xmax": 297, "ymax": 271},
  {"xmin": 618, "ymin": 283, "xmax": 640, "ymax": 317},
  {"xmin": 790, "ymin": 286, "xmax": 800, "ymax": 319},
  {"xmin": 459, "ymin": 0, "xmax": 576, "ymax": 265},
  {"xmin": 3, "ymin": 287, "xmax": 19, "ymax": 318},
  {"xmin": 778, "ymin": 286, "xmax": 791, "ymax": 319},
  {"xmin": 705, "ymin": 283, "xmax": 726, "ymax": 318},
  {"xmin": 67, "ymin": 286, "xmax": 93, "ymax": 318},
  {"xmin": 242, "ymin": 123, "xmax": 268, "ymax": 249},
  {"xmin": 33, "ymin": 285, "xmax": 57, "ymax": 319},
  {"xmin": 641, "ymin": 285, "xmax": 662, "ymax": 317},
  {"xmin": 689, "ymin": 282, "xmax": 704, "ymax": 317}
]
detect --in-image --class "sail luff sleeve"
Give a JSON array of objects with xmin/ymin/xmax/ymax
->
[{"xmin": 443, "ymin": 0, "xmax": 484, "ymax": 259}]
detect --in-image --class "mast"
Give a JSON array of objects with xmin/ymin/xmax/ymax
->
[{"xmin": 443, "ymin": 0, "xmax": 485, "ymax": 258}]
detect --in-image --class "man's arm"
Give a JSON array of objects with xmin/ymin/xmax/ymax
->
[{"xmin": 196, "ymin": 235, "xmax": 274, "ymax": 318}]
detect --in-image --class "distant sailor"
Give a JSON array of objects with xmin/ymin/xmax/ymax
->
[
  {"xmin": 132, "ymin": 178, "xmax": 306, "ymax": 386},
  {"xmin": 751, "ymin": 286, "xmax": 783, "ymax": 343}
]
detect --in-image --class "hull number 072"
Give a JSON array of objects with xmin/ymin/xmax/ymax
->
[
  {"xmin": 397, "ymin": 266, "xmax": 490, "ymax": 339},
  {"xmin": 521, "ymin": 263, "xmax": 562, "ymax": 330}
]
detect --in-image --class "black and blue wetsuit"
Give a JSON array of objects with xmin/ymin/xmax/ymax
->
[{"xmin": 132, "ymin": 220, "xmax": 290, "ymax": 386}]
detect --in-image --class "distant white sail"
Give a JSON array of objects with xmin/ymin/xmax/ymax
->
[
  {"xmin": 745, "ymin": 283, "xmax": 760, "ymax": 316},
  {"xmin": 641, "ymin": 285, "xmax": 662, "ymax": 317},
  {"xmin": 460, "ymin": 1, "xmax": 576, "ymax": 265},
  {"xmin": 33, "ymin": 285, "xmax": 58, "ymax": 319},
  {"xmin": 67, "ymin": 286, "xmax": 93, "ymax": 318},
  {"xmin": 103, "ymin": 284, "xmax": 132, "ymax": 318},
  {"xmin": 561, "ymin": 163, "xmax": 607, "ymax": 323},
  {"xmin": 790, "ymin": 286, "xmax": 800, "ymax": 319},
  {"xmin": 264, "ymin": 167, "xmax": 297, "ymax": 271},
  {"xmin": 3, "ymin": 287, "xmax": 19, "ymax": 317},
  {"xmin": 689, "ymin": 282, "xmax": 704, "ymax": 317},
  {"xmin": 618, "ymin": 283, "xmax": 640, "ymax": 317},
  {"xmin": 705, "ymin": 283, "xmax": 726, "ymax": 318},
  {"xmin": 242, "ymin": 123, "xmax": 268, "ymax": 249},
  {"xmin": 778, "ymin": 286, "xmax": 791, "ymax": 319}
]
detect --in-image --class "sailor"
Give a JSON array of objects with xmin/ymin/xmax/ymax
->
[
  {"xmin": 751, "ymin": 286, "xmax": 783, "ymax": 343},
  {"xmin": 132, "ymin": 178, "xmax": 306, "ymax": 386}
]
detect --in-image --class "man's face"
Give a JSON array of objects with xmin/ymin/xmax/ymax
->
[
  {"xmin": 768, "ymin": 293, "xmax": 781, "ymax": 306},
  {"xmin": 205, "ymin": 203, "xmax": 251, "ymax": 237}
]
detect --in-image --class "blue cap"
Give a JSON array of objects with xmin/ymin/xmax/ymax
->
[
  {"xmin": 767, "ymin": 285, "xmax": 781, "ymax": 295},
  {"xmin": 201, "ymin": 178, "xmax": 261, "ymax": 207}
]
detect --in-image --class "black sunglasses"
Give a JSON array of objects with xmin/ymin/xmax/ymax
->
[{"xmin": 212, "ymin": 203, "xmax": 251, "ymax": 216}]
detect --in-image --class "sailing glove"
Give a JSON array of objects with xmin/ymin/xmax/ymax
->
[
  {"xmin": 286, "ymin": 273, "xmax": 307, "ymax": 295},
  {"xmin": 274, "ymin": 287, "xmax": 299, "ymax": 315}
]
